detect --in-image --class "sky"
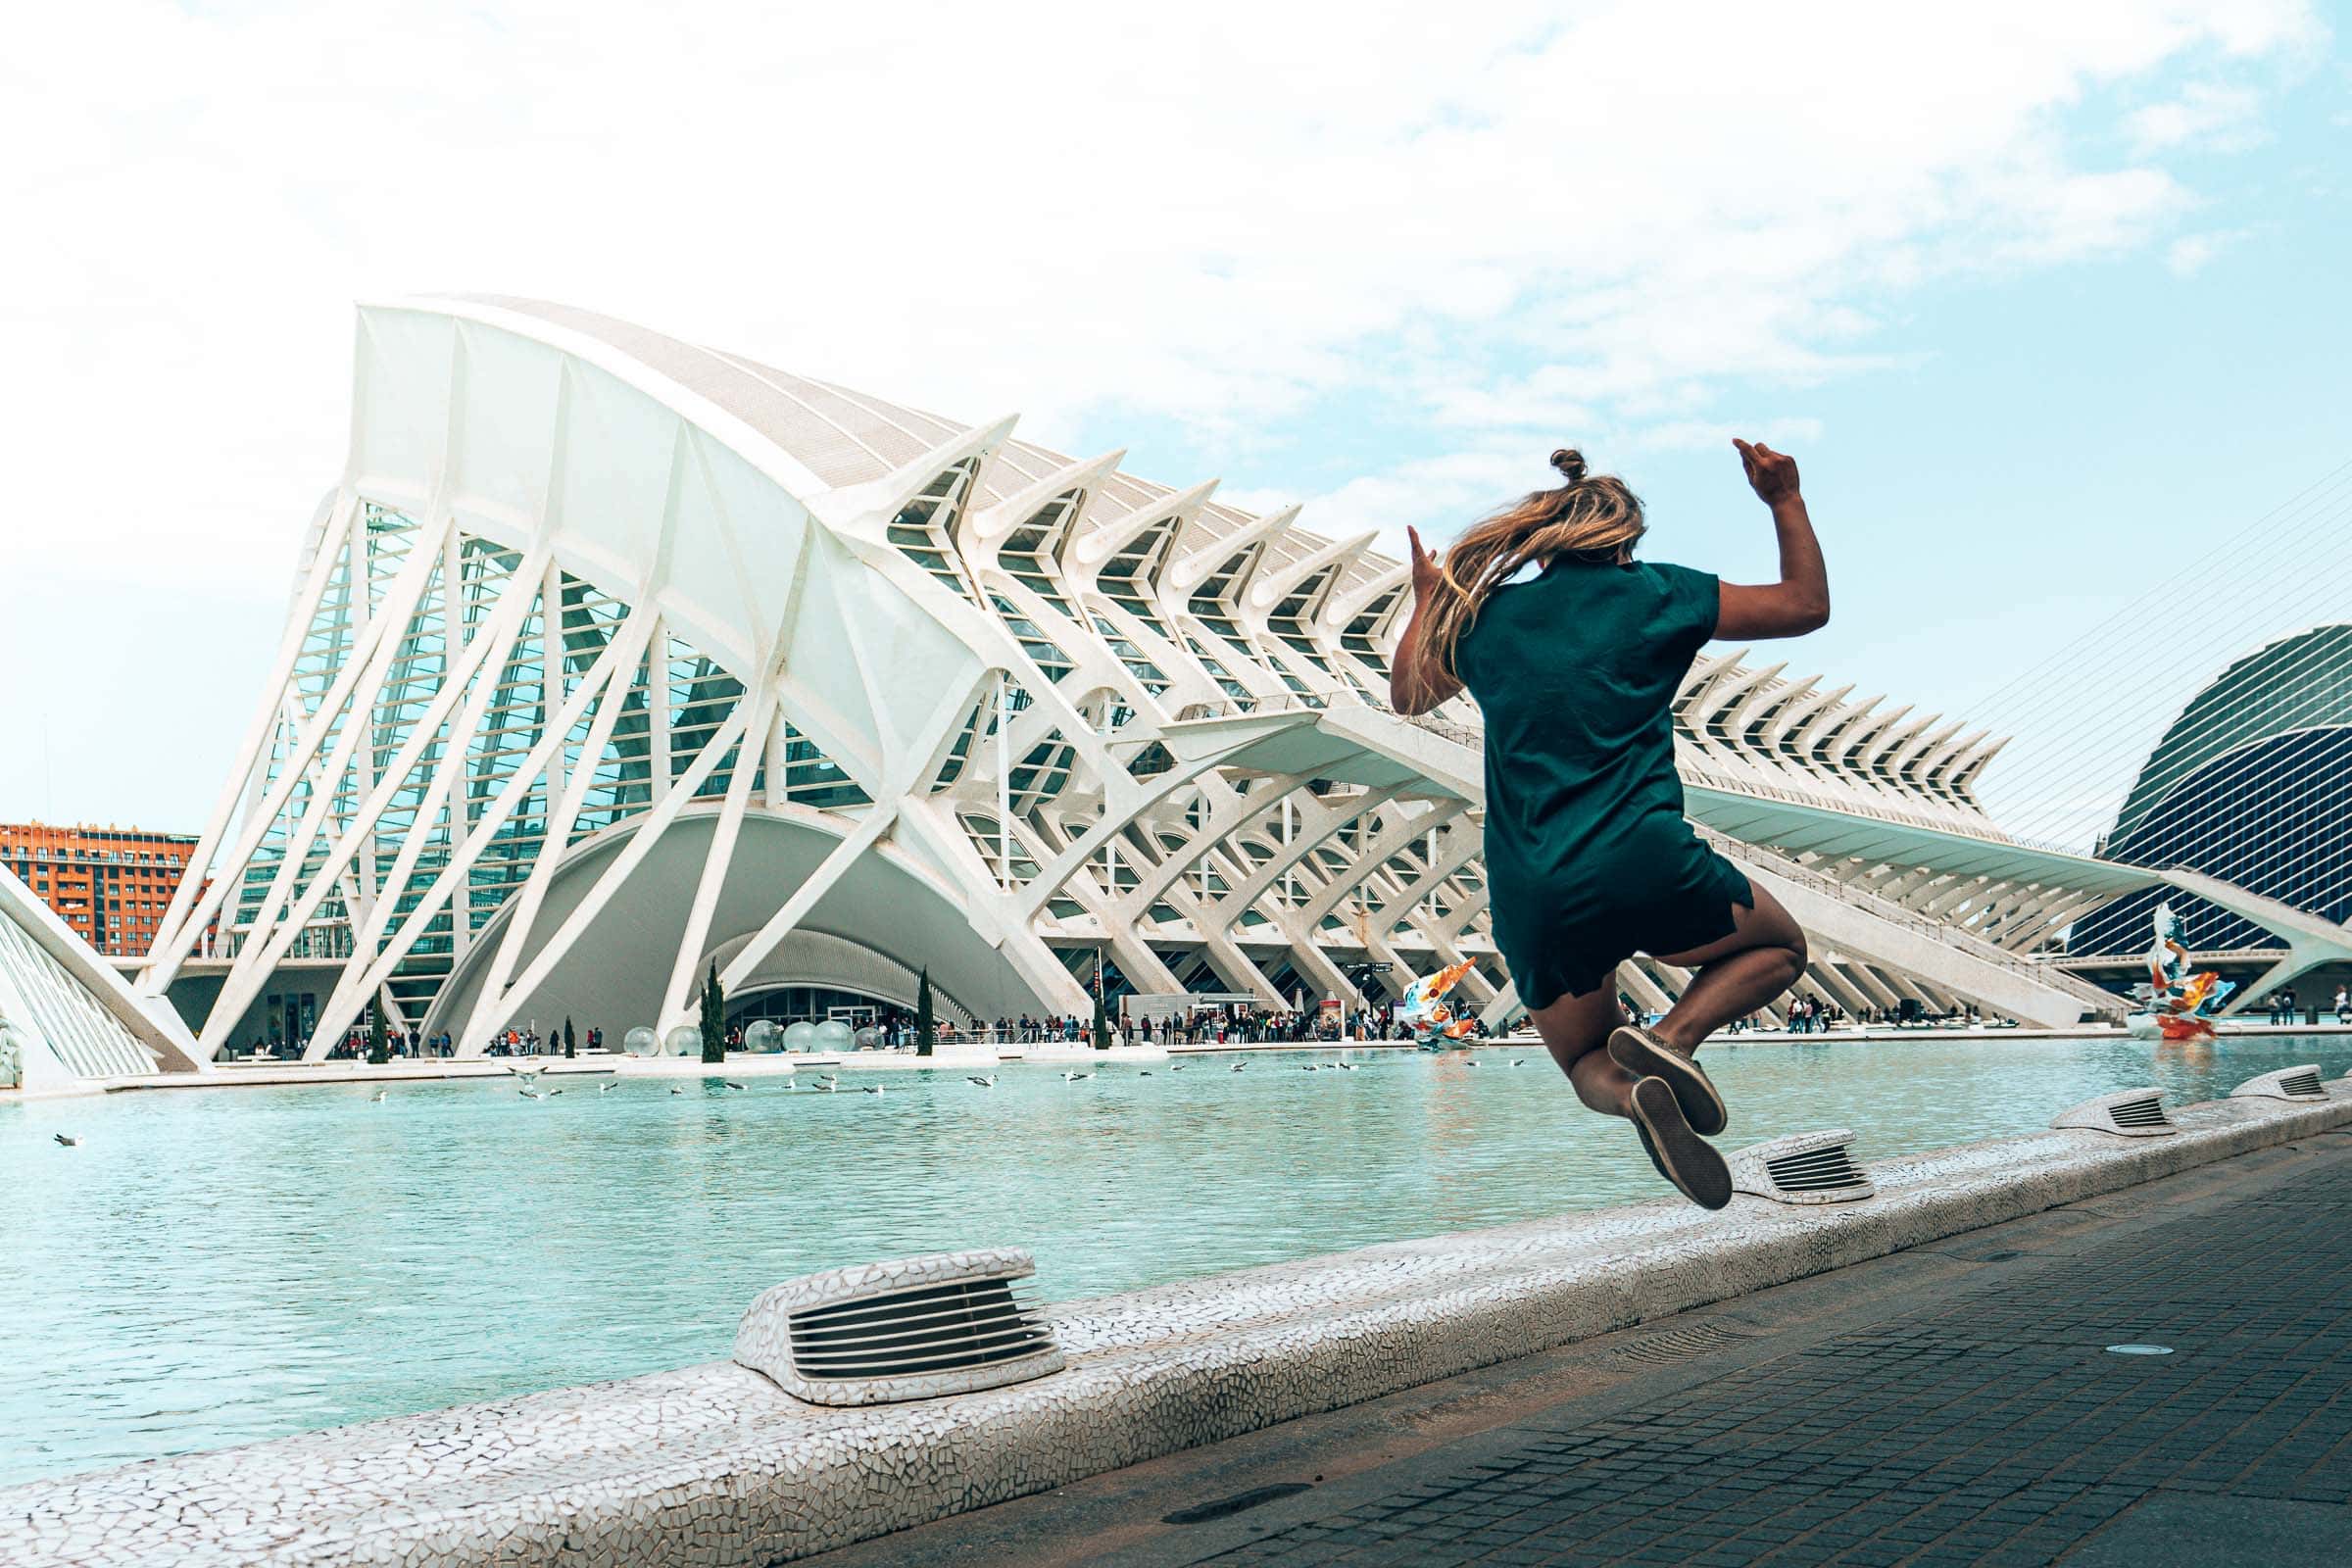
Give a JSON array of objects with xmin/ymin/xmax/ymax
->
[{"xmin": 1, "ymin": 0, "xmax": 2346, "ymax": 835}]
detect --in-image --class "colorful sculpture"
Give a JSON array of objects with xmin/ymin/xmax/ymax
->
[
  {"xmin": 1400, "ymin": 958, "xmax": 1482, "ymax": 1049},
  {"xmin": 2125, "ymin": 902, "xmax": 2234, "ymax": 1041}
]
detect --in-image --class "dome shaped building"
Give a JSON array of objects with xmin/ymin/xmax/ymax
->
[{"xmin": 2068, "ymin": 624, "xmax": 2352, "ymax": 1004}]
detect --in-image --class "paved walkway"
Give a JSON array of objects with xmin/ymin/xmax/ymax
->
[{"xmin": 821, "ymin": 1131, "xmax": 2352, "ymax": 1568}]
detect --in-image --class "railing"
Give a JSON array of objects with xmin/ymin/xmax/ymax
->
[
  {"xmin": 1181, "ymin": 688, "xmax": 1485, "ymax": 750},
  {"xmin": 1399, "ymin": 710, "xmax": 1482, "ymax": 748},
  {"xmin": 2048, "ymin": 948, "xmax": 2288, "ymax": 967},
  {"xmin": 1182, "ymin": 690, "xmax": 1350, "ymax": 721},
  {"xmin": 1697, "ymin": 828, "xmax": 2126, "ymax": 1014},
  {"xmin": 1676, "ymin": 757, "xmax": 2022, "ymax": 849}
]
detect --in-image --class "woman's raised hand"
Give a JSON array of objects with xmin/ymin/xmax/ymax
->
[
  {"xmin": 1407, "ymin": 525, "xmax": 1443, "ymax": 600},
  {"xmin": 1734, "ymin": 438, "xmax": 1800, "ymax": 506}
]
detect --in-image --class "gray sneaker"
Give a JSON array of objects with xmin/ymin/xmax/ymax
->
[
  {"xmin": 1609, "ymin": 1025, "xmax": 1728, "ymax": 1136},
  {"xmin": 1629, "ymin": 1077, "xmax": 1732, "ymax": 1210}
]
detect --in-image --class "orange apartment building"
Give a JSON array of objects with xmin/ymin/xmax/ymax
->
[{"xmin": 0, "ymin": 821, "xmax": 214, "ymax": 960}]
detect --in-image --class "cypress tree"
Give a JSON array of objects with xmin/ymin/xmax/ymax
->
[
  {"xmin": 564, "ymin": 1016, "xmax": 576, "ymax": 1058},
  {"xmin": 700, "ymin": 960, "xmax": 726, "ymax": 1063},
  {"xmin": 1092, "ymin": 979, "xmax": 1111, "ymax": 1052},
  {"xmin": 367, "ymin": 997, "xmax": 389, "ymax": 1065},
  {"xmin": 915, "ymin": 968, "xmax": 936, "ymax": 1057}
]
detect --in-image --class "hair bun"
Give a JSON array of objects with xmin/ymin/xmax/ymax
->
[{"xmin": 1550, "ymin": 448, "xmax": 1588, "ymax": 483}]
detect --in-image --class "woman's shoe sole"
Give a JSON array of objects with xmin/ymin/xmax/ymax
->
[
  {"xmin": 1632, "ymin": 1119, "xmax": 1674, "ymax": 1189},
  {"xmin": 1609, "ymin": 1026, "xmax": 1728, "ymax": 1136},
  {"xmin": 1629, "ymin": 1077, "xmax": 1733, "ymax": 1210}
]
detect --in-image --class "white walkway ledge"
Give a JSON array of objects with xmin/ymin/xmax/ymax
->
[{"xmin": 9, "ymin": 1084, "xmax": 2348, "ymax": 1568}]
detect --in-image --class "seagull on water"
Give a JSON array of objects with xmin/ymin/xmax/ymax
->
[
  {"xmin": 966, "ymin": 1074, "xmax": 998, "ymax": 1088},
  {"xmin": 816, "ymin": 1079, "xmax": 839, "ymax": 1093},
  {"xmin": 1169, "ymin": 1064, "xmax": 1186, "ymax": 1072},
  {"xmin": 1062, "ymin": 1069, "xmax": 1091, "ymax": 1082},
  {"xmin": 52, "ymin": 1132, "xmax": 80, "ymax": 1147},
  {"xmin": 1230, "ymin": 1062, "xmax": 1246, "ymax": 1073},
  {"xmin": 1510, "ymin": 1059, "xmax": 1526, "ymax": 1067},
  {"xmin": 1338, "ymin": 1061, "xmax": 1358, "ymax": 1071},
  {"xmin": 723, "ymin": 1080, "xmax": 748, "ymax": 1091},
  {"xmin": 599, "ymin": 1081, "xmax": 617, "ymax": 1093},
  {"xmin": 669, "ymin": 1086, "xmax": 684, "ymax": 1096},
  {"xmin": 519, "ymin": 1088, "xmax": 545, "ymax": 1100},
  {"xmin": 371, "ymin": 1089, "xmax": 388, "ymax": 1102},
  {"xmin": 860, "ymin": 1084, "xmax": 885, "ymax": 1096}
]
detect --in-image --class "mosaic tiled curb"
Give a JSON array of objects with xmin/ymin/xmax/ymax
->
[{"xmin": 8, "ymin": 1085, "xmax": 2347, "ymax": 1568}]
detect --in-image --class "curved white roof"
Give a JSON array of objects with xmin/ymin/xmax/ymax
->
[{"xmin": 448, "ymin": 296, "xmax": 1389, "ymax": 600}]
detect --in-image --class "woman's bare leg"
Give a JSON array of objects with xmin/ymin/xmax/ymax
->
[
  {"xmin": 1525, "ymin": 984, "xmax": 1639, "ymax": 1117},
  {"xmin": 1540, "ymin": 971, "xmax": 1735, "ymax": 1208},
  {"xmin": 1648, "ymin": 880, "xmax": 1808, "ymax": 1054}
]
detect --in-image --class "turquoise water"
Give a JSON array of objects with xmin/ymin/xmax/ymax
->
[{"xmin": 4, "ymin": 1032, "xmax": 2348, "ymax": 1487}]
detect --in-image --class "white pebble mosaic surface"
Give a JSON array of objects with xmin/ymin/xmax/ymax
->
[{"xmin": 9, "ymin": 1085, "xmax": 2347, "ymax": 1568}]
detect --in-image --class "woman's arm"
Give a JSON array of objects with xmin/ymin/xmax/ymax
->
[
  {"xmin": 1715, "ymin": 438, "xmax": 1830, "ymax": 640},
  {"xmin": 1388, "ymin": 525, "xmax": 1465, "ymax": 715}
]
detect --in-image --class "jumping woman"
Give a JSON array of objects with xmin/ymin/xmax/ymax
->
[{"xmin": 1390, "ymin": 440, "xmax": 1829, "ymax": 1209}]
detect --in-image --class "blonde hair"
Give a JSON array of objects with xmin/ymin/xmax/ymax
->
[{"xmin": 1413, "ymin": 449, "xmax": 1645, "ymax": 687}]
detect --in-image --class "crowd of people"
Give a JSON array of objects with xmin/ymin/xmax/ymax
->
[
  {"xmin": 263, "ymin": 1001, "xmax": 1430, "ymax": 1059},
  {"xmin": 1622, "ymin": 991, "xmax": 2012, "ymax": 1037},
  {"xmin": 263, "ymin": 979, "xmax": 2131, "ymax": 1065},
  {"xmin": 273, "ymin": 1024, "xmax": 609, "ymax": 1060}
]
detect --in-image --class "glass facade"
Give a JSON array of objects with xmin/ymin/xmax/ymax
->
[
  {"xmin": 227, "ymin": 506, "xmax": 866, "ymax": 1029},
  {"xmin": 2073, "ymin": 624, "xmax": 2352, "ymax": 958}
]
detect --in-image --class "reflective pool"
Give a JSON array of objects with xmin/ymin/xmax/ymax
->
[{"xmin": 4, "ymin": 1031, "xmax": 2347, "ymax": 1486}]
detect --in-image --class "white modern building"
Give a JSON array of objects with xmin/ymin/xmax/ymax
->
[{"xmin": 45, "ymin": 296, "xmax": 2331, "ymax": 1076}]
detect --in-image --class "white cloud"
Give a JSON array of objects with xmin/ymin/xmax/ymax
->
[
  {"xmin": 1626, "ymin": 417, "xmax": 1828, "ymax": 455},
  {"xmin": 2127, "ymin": 80, "xmax": 2269, "ymax": 149},
  {"xmin": 0, "ymin": 0, "xmax": 2328, "ymax": 820},
  {"xmin": 2166, "ymin": 227, "xmax": 2248, "ymax": 272}
]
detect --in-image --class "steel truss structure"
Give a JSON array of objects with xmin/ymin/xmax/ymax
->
[{"xmin": 120, "ymin": 298, "xmax": 2346, "ymax": 1064}]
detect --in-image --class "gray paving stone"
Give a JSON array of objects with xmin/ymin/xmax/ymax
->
[{"xmin": 1199, "ymin": 1152, "xmax": 2352, "ymax": 1566}]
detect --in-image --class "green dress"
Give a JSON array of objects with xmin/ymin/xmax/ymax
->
[{"xmin": 1452, "ymin": 558, "xmax": 1753, "ymax": 1010}]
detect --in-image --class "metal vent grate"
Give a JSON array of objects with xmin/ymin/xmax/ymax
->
[
  {"xmin": 1764, "ymin": 1146, "xmax": 1870, "ymax": 1192},
  {"xmin": 2230, "ymin": 1064, "xmax": 2329, "ymax": 1103},
  {"xmin": 2053, "ymin": 1087, "xmax": 2177, "ymax": 1138},
  {"xmin": 1728, "ymin": 1129, "xmax": 1875, "ymax": 1205},
  {"xmin": 788, "ymin": 1277, "xmax": 1053, "ymax": 1381},
  {"xmin": 734, "ymin": 1248, "xmax": 1065, "ymax": 1406}
]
